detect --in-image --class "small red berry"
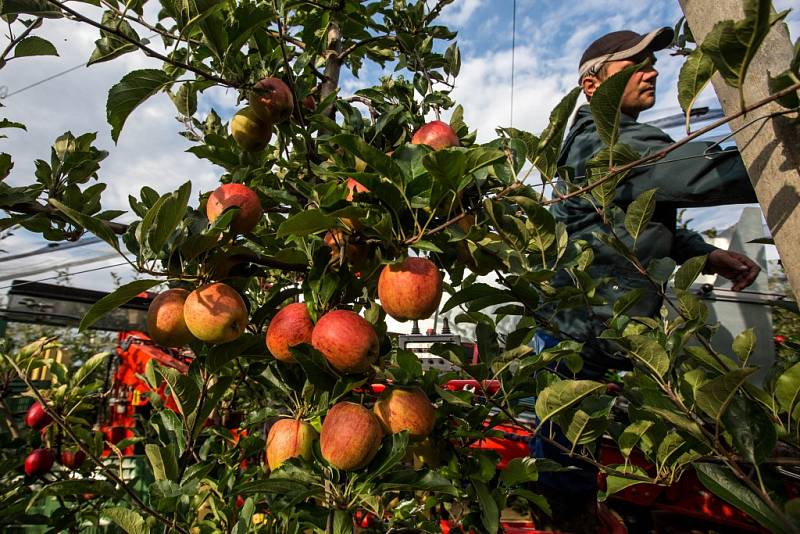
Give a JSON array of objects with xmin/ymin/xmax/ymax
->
[
  {"xmin": 236, "ymin": 495, "xmax": 245, "ymax": 508},
  {"xmin": 25, "ymin": 448, "xmax": 55, "ymax": 476},
  {"xmin": 60, "ymin": 449, "xmax": 87, "ymax": 470}
]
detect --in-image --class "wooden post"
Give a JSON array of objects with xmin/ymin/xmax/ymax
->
[{"xmin": 678, "ymin": 0, "xmax": 800, "ymax": 302}]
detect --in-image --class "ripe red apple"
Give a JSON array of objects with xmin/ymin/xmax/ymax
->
[
  {"xmin": 265, "ymin": 418, "xmax": 318, "ymax": 470},
  {"xmin": 147, "ymin": 288, "xmax": 196, "ymax": 347},
  {"xmin": 266, "ymin": 303, "xmax": 314, "ymax": 363},
  {"xmin": 60, "ymin": 449, "xmax": 87, "ymax": 470},
  {"xmin": 25, "ymin": 402, "xmax": 52, "ymax": 430},
  {"xmin": 24, "ymin": 448, "xmax": 55, "ymax": 476},
  {"xmin": 320, "ymin": 402, "xmax": 383, "ymax": 471},
  {"xmin": 311, "ymin": 310, "xmax": 379, "ymax": 374},
  {"xmin": 373, "ymin": 387, "xmax": 436, "ymax": 440},
  {"xmin": 378, "ymin": 257, "xmax": 443, "ymax": 321},
  {"xmin": 249, "ymin": 77, "xmax": 294, "ymax": 124},
  {"xmin": 231, "ymin": 106, "xmax": 272, "ymax": 152},
  {"xmin": 344, "ymin": 177, "xmax": 369, "ymax": 201},
  {"xmin": 206, "ymin": 183, "xmax": 263, "ymax": 235},
  {"xmin": 235, "ymin": 495, "xmax": 245, "ymax": 508},
  {"xmin": 411, "ymin": 120, "xmax": 460, "ymax": 150},
  {"xmin": 184, "ymin": 283, "xmax": 249, "ymax": 344}
]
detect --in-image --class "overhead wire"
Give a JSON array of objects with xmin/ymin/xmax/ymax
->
[{"xmin": 510, "ymin": 0, "xmax": 516, "ymax": 128}]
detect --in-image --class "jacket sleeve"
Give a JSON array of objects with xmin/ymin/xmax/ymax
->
[
  {"xmin": 614, "ymin": 124, "xmax": 757, "ymax": 207},
  {"xmin": 671, "ymin": 228, "xmax": 717, "ymax": 264}
]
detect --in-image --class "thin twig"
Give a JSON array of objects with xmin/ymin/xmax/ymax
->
[{"xmin": 0, "ymin": 17, "xmax": 42, "ymax": 65}]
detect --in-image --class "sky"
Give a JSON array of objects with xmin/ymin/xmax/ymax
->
[{"xmin": 1, "ymin": 0, "xmax": 798, "ymax": 294}]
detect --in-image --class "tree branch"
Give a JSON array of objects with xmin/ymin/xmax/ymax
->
[
  {"xmin": 0, "ymin": 17, "xmax": 42, "ymax": 65},
  {"xmin": 44, "ymin": 0, "xmax": 238, "ymax": 88}
]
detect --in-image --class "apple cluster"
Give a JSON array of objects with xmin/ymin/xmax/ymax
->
[
  {"xmin": 22, "ymin": 402, "xmax": 86, "ymax": 476},
  {"xmin": 229, "ymin": 77, "xmax": 304, "ymax": 153}
]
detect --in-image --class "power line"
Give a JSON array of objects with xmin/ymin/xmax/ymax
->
[
  {"xmin": 0, "ymin": 237, "xmax": 102, "ymax": 263},
  {"xmin": 0, "ymin": 259, "xmax": 133, "ymax": 290},
  {"xmin": 1, "ymin": 62, "xmax": 86, "ymax": 100},
  {"xmin": 510, "ymin": 0, "xmax": 516, "ymax": 128}
]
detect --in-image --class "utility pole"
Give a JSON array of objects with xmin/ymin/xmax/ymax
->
[{"xmin": 679, "ymin": 0, "xmax": 800, "ymax": 302}]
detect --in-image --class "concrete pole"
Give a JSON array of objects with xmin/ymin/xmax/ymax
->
[{"xmin": 678, "ymin": 0, "xmax": 800, "ymax": 302}]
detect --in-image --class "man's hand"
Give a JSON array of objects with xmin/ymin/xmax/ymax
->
[{"xmin": 705, "ymin": 249, "xmax": 761, "ymax": 291}]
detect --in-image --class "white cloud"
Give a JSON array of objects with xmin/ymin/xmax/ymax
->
[{"xmin": 440, "ymin": 0, "xmax": 486, "ymax": 26}]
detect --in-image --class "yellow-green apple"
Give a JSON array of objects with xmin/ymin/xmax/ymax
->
[
  {"xmin": 249, "ymin": 77, "xmax": 294, "ymax": 124},
  {"xmin": 311, "ymin": 310, "xmax": 379, "ymax": 373},
  {"xmin": 373, "ymin": 387, "xmax": 435, "ymax": 440},
  {"xmin": 184, "ymin": 283, "xmax": 248, "ymax": 344},
  {"xmin": 230, "ymin": 107, "xmax": 272, "ymax": 152},
  {"xmin": 411, "ymin": 120, "xmax": 460, "ymax": 150},
  {"xmin": 265, "ymin": 418, "xmax": 317, "ymax": 470},
  {"xmin": 206, "ymin": 183, "xmax": 263, "ymax": 234},
  {"xmin": 266, "ymin": 303, "xmax": 314, "ymax": 363},
  {"xmin": 378, "ymin": 257, "xmax": 443, "ymax": 321},
  {"xmin": 147, "ymin": 288, "xmax": 196, "ymax": 347},
  {"xmin": 320, "ymin": 402, "xmax": 383, "ymax": 470}
]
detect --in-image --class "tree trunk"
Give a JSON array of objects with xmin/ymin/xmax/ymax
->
[{"xmin": 678, "ymin": 0, "xmax": 800, "ymax": 302}]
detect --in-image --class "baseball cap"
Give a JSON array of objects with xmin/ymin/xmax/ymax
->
[{"xmin": 578, "ymin": 28, "xmax": 674, "ymax": 83}]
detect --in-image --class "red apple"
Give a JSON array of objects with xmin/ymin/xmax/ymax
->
[
  {"xmin": 320, "ymin": 402, "xmax": 383, "ymax": 471},
  {"xmin": 411, "ymin": 120, "xmax": 460, "ymax": 150},
  {"xmin": 311, "ymin": 310, "xmax": 379, "ymax": 374},
  {"xmin": 184, "ymin": 283, "xmax": 249, "ymax": 344},
  {"xmin": 373, "ymin": 387, "xmax": 435, "ymax": 440},
  {"xmin": 24, "ymin": 448, "xmax": 55, "ymax": 476},
  {"xmin": 249, "ymin": 77, "xmax": 294, "ymax": 124},
  {"xmin": 235, "ymin": 495, "xmax": 245, "ymax": 508},
  {"xmin": 378, "ymin": 257, "xmax": 443, "ymax": 321},
  {"xmin": 344, "ymin": 177, "xmax": 369, "ymax": 201},
  {"xmin": 206, "ymin": 183, "xmax": 263, "ymax": 235},
  {"xmin": 60, "ymin": 449, "xmax": 87, "ymax": 470},
  {"xmin": 302, "ymin": 95, "xmax": 315, "ymax": 111},
  {"xmin": 265, "ymin": 418, "xmax": 318, "ymax": 470},
  {"xmin": 266, "ymin": 303, "xmax": 314, "ymax": 363},
  {"xmin": 147, "ymin": 288, "xmax": 196, "ymax": 347},
  {"xmin": 25, "ymin": 402, "xmax": 52, "ymax": 430}
]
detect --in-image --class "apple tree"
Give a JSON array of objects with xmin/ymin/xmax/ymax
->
[{"xmin": 0, "ymin": 0, "xmax": 800, "ymax": 532}]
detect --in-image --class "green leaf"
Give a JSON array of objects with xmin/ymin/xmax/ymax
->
[
  {"xmin": 107, "ymin": 69, "xmax": 172, "ymax": 143},
  {"xmin": 333, "ymin": 510, "xmax": 354, "ymax": 534},
  {"xmin": 137, "ymin": 181, "xmax": 191, "ymax": 257},
  {"xmin": 647, "ymin": 257, "xmax": 677, "ymax": 284},
  {"xmin": 535, "ymin": 380, "xmax": 605, "ymax": 425},
  {"xmin": 0, "ymin": 119, "xmax": 26, "ymax": 130},
  {"xmin": 721, "ymin": 394, "xmax": 776, "ymax": 464},
  {"xmin": 732, "ymin": 328, "xmax": 756, "ymax": 366},
  {"xmin": 0, "ymin": 153, "xmax": 12, "ymax": 179},
  {"xmin": 0, "ymin": 0, "xmax": 61, "ymax": 18},
  {"xmin": 598, "ymin": 464, "xmax": 649, "ymax": 501},
  {"xmin": 365, "ymin": 431, "xmax": 409, "ymax": 481},
  {"xmin": 277, "ymin": 209, "xmax": 336, "ymax": 238},
  {"xmin": 624, "ymin": 188, "xmax": 657, "ymax": 246},
  {"xmin": 674, "ymin": 254, "xmax": 707, "ymax": 291},
  {"xmin": 590, "ymin": 63, "xmax": 640, "ymax": 147},
  {"xmin": 775, "ymin": 362, "xmax": 800, "ymax": 417},
  {"xmin": 330, "ymin": 134, "xmax": 404, "ymax": 183},
  {"xmin": 13, "ymin": 36, "xmax": 58, "ymax": 57},
  {"xmin": 78, "ymin": 279, "xmax": 162, "ymax": 331},
  {"xmin": 695, "ymin": 462, "xmax": 791, "ymax": 534},
  {"xmin": 678, "ymin": 49, "xmax": 716, "ymax": 127},
  {"xmin": 500, "ymin": 457, "xmax": 539, "ymax": 486},
  {"xmin": 695, "ymin": 368, "xmax": 757, "ymax": 421},
  {"xmin": 27, "ymin": 480, "xmax": 117, "ymax": 509},
  {"xmin": 768, "ymin": 69, "xmax": 800, "ymax": 109},
  {"xmin": 145, "ymin": 443, "xmax": 179, "ymax": 482},
  {"xmin": 613, "ymin": 288, "xmax": 644, "ymax": 319},
  {"xmin": 434, "ymin": 385, "xmax": 473, "ymax": 407},
  {"xmin": 157, "ymin": 367, "xmax": 199, "ymax": 419},
  {"xmin": 423, "ymin": 149, "xmax": 466, "ymax": 191},
  {"xmin": 441, "ymin": 283, "xmax": 516, "ymax": 313},
  {"xmin": 237, "ymin": 478, "xmax": 313, "ymax": 495},
  {"xmin": 289, "ymin": 344, "xmax": 336, "ymax": 390},
  {"xmin": 685, "ymin": 346, "xmax": 736, "ymax": 374},
  {"xmin": 49, "ymin": 198, "xmax": 120, "ymax": 251},
  {"xmin": 102, "ymin": 507, "xmax": 149, "ymax": 534},
  {"xmin": 618, "ymin": 420, "xmax": 654, "ymax": 458},
  {"xmin": 532, "ymin": 87, "xmax": 582, "ymax": 180},
  {"xmin": 472, "ymin": 480, "xmax": 499, "ymax": 534},
  {"xmin": 627, "ymin": 335, "xmax": 670, "ymax": 378},
  {"xmin": 700, "ymin": 1, "xmax": 789, "ymax": 90},
  {"xmin": 71, "ymin": 352, "xmax": 110, "ymax": 388}
]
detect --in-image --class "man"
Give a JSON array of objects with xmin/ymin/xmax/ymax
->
[
  {"xmin": 547, "ymin": 27, "xmax": 761, "ymax": 378},
  {"xmin": 532, "ymin": 28, "xmax": 761, "ymax": 532}
]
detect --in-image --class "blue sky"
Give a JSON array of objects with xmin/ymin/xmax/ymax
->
[{"xmin": 1, "ymin": 0, "xmax": 797, "ymax": 291}]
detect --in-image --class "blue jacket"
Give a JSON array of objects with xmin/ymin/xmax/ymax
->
[{"xmin": 548, "ymin": 104, "xmax": 757, "ymax": 377}]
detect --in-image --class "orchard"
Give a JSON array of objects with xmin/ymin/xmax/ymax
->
[{"xmin": 0, "ymin": 1, "xmax": 799, "ymax": 533}]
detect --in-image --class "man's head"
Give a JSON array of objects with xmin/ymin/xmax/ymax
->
[{"xmin": 579, "ymin": 28, "xmax": 674, "ymax": 118}]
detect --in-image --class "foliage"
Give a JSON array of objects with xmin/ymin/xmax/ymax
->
[{"xmin": 0, "ymin": 0, "xmax": 799, "ymax": 533}]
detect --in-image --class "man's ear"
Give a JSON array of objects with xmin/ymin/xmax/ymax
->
[{"xmin": 581, "ymin": 76, "xmax": 600, "ymax": 99}]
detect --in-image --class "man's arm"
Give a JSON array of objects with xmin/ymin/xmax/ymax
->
[
  {"xmin": 615, "ymin": 125, "xmax": 757, "ymax": 207},
  {"xmin": 672, "ymin": 229, "xmax": 760, "ymax": 290}
]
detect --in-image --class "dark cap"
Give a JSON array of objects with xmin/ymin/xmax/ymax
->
[{"xmin": 578, "ymin": 28, "xmax": 674, "ymax": 82}]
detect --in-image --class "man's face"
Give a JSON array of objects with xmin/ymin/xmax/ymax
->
[{"xmin": 583, "ymin": 53, "xmax": 659, "ymax": 118}]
